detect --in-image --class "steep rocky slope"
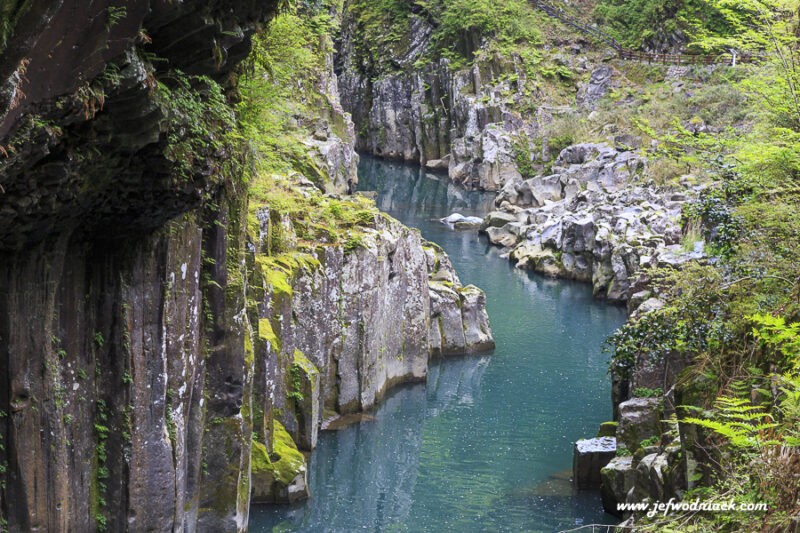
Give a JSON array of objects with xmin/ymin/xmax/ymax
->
[{"xmin": 0, "ymin": 2, "xmax": 493, "ymax": 530}]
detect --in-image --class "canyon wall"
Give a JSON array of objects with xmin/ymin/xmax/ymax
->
[{"xmin": 0, "ymin": 2, "xmax": 493, "ymax": 530}]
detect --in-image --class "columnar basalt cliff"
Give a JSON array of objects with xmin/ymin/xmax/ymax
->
[
  {"xmin": 336, "ymin": 8, "xmax": 537, "ymax": 192},
  {"xmin": 0, "ymin": 1, "xmax": 494, "ymax": 530}
]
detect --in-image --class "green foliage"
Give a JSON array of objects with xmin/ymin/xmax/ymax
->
[
  {"xmin": 428, "ymin": 0, "xmax": 540, "ymax": 66},
  {"xmin": 640, "ymin": 435, "xmax": 660, "ymax": 448},
  {"xmin": 608, "ymin": 264, "xmax": 728, "ymax": 380},
  {"xmin": 157, "ymin": 72, "xmax": 236, "ymax": 182},
  {"xmin": 682, "ymin": 395, "xmax": 780, "ymax": 448},
  {"xmin": 593, "ymin": 0, "xmax": 743, "ymax": 49},
  {"xmin": 692, "ymin": 1, "xmax": 800, "ymax": 130},
  {"xmin": 92, "ymin": 399, "xmax": 110, "ymax": 531},
  {"xmin": 749, "ymin": 313, "xmax": 800, "ymax": 370},
  {"xmin": 632, "ymin": 386, "xmax": 663, "ymax": 398},
  {"xmin": 238, "ymin": 7, "xmax": 339, "ymax": 183},
  {"xmin": 511, "ymin": 136, "xmax": 536, "ymax": 177},
  {"xmin": 347, "ymin": 0, "xmax": 540, "ymax": 75}
]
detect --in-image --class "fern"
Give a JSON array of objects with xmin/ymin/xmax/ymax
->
[{"xmin": 682, "ymin": 395, "xmax": 780, "ymax": 448}]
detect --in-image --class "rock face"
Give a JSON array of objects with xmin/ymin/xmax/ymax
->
[
  {"xmin": 483, "ymin": 142, "xmax": 704, "ymax": 301},
  {"xmin": 0, "ymin": 1, "xmax": 281, "ymax": 531},
  {"xmin": 597, "ymin": 398, "xmax": 689, "ymax": 516},
  {"xmin": 0, "ymin": 2, "xmax": 494, "ymax": 531},
  {"xmin": 255, "ymin": 213, "xmax": 494, "ymax": 456},
  {"xmin": 601, "ymin": 456, "xmax": 636, "ymax": 516},
  {"xmin": 336, "ymin": 10, "xmax": 536, "ymax": 192},
  {"xmin": 617, "ymin": 398, "xmax": 663, "ymax": 452}
]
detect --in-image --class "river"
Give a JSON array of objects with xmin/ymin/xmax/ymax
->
[{"xmin": 250, "ymin": 156, "xmax": 627, "ymax": 532}]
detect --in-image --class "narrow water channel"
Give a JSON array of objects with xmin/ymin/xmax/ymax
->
[{"xmin": 250, "ymin": 157, "xmax": 627, "ymax": 532}]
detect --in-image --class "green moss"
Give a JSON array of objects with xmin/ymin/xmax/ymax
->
[
  {"xmin": 264, "ymin": 265, "xmax": 293, "ymax": 296},
  {"xmin": 251, "ymin": 420, "xmax": 305, "ymax": 486},
  {"xmin": 292, "ymin": 349, "xmax": 319, "ymax": 379},
  {"xmin": 244, "ymin": 329, "xmax": 255, "ymax": 367},
  {"xmin": 258, "ymin": 318, "xmax": 280, "ymax": 351},
  {"xmin": 596, "ymin": 421, "xmax": 618, "ymax": 438}
]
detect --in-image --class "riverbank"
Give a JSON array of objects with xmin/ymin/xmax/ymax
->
[{"xmin": 250, "ymin": 157, "xmax": 627, "ymax": 532}]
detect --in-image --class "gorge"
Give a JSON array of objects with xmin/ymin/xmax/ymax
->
[
  {"xmin": 251, "ymin": 157, "xmax": 626, "ymax": 532},
  {"xmin": 2, "ymin": 0, "xmax": 800, "ymax": 532}
]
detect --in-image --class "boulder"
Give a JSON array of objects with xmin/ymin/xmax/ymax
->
[
  {"xmin": 524, "ymin": 175, "xmax": 563, "ymax": 206},
  {"xmin": 485, "ymin": 225, "xmax": 519, "ymax": 247},
  {"xmin": 629, "ymin": 452, "xmax": 670, "ymax": 503},
  {"xmin": 441, "ymin": 212, "xmax": 467, "ymax": 224},
  {"xmin": 617, "ymin": 398, "xmax": 662, "ymax": 452},
  {"xmin": 426, "ymin": 156, "xmax": 450, "ymax": 171},
  {"xmin": 577, "ymin": 65, "xmax": 614, "ymax": 109},
  {"xmin": 481, "ymin": 210, "xmax": 518, "ymax": 229},
  {"xmin": 441, "ymin": 213, "xmax": 483, "ymax": 229},
  {"xmin": 601, "ymin": 456, "xmax": 635, "ymax": 516},
  {"xmin": 453, "ymin": 217, "xmax": 483, "ymax": 230},
  {"xmin": 573, "ymin": 437, "xmax": 617, "ymax": 489}
]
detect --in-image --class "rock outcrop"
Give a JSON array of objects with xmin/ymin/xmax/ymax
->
[
  {"xmin": 573, "ymin": 437, "xmax": 617, "ymax": 489},
  {"xmin": 481, "ymin": 142, "xmax": 704, "ymax": 301},
  {"xmin": 0, "ymin": 2, "xmax": 282, "ymax": 531},
  {"xmin": 0, "ymin": 2, "xmax": 494, "ymax": 530},
  {"xmin": 252, "ymin": 195, "xmax": 494, "ymax": 462},
  {"xmin": 336, "ymin": 9, "xmax": 540, "ymax": 192}
]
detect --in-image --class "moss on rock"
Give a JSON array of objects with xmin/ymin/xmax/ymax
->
[{"xmin": 252, "ymin": 420, "xmax": 305, "ymax": 486}]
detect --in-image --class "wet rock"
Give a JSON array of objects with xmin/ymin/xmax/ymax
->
[
  {"xmin": 454, "ymin": 218, "xmax": 484, "ymax": 230},
  {"xmin": 441, "ymin": 212, "xmax": 483, "ymax": 229}
]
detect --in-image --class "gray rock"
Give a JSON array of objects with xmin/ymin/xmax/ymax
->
[
  {"xmin": 631, "ymin": 297, "xmax": 665, "ymax": 319},
  {"xmin": 577, "ymin": 65, "xmax": 615, "ymax": 109},
  {"xmin": 601, "ymin": 456, "xmax": 636, "ymax": 516},
  {"xmin": 617, "ymin": 398, "xmax": 663, "ymax": 452},
  {"xmin": 481, "ymin": 210, "xmax": 519, "ymax": 229},
  {"xmin": 453, "ymin": 217, "xmax": 483, "ymax": 230},
  {"xmin": 629, "ymin": 452, "xmax": 670, "ymax": 503},
  {"xmin": 485, "ymin": 225, "xmax": 519, "ymax": 247},
  {"xmin": 573, "ymin": 437, "xmax": 617, "ymax": 489},
  {"xmin": 614, "ymin": 134, "xmax": 642, "ymax": 150},
  {"xmin": 426, "ymin": 156, "xmax": 450, "ymax": 170},
  {"xmin": 442, "ymin": 213, "xmax": 483, "ymax": 229},
  {"xmin": 441, "ymin": 212, "xmax": 467, "ymax": 224}
]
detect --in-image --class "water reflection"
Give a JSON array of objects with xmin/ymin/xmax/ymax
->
[{"xmin": 250, "ymin": 156, "xmax": 626, "ymax": 532}]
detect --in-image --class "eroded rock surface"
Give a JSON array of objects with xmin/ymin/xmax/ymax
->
[{"xmin": 482, "ymin": 143, "xmax": 705, "ymax": 301}]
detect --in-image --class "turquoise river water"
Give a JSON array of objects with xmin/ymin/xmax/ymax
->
[{"xmin": 250, "ymin": 156, "xmax": 627, "ymax": 532}]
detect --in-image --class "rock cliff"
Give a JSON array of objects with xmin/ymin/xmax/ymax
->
[
  {"xmin": 336, "ymin": 8, "xmax": 540, "ymax": 191},
  {"xmin": 0, "ymin": 2, "xmax": 493, "ymax": 530}
]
